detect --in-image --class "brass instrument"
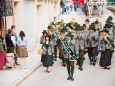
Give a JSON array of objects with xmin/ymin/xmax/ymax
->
[
  {"xmin": 58, "ymin": 21, "xmax": 65, "ymax": 31},
  {"xmin": 70, "ymin": 21, "xmax": 75, "ymax": 29}
]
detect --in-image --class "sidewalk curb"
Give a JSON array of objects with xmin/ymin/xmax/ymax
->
[{"xmin": 11, "ymin": 63, "xmax": 42, "ymax": 86}]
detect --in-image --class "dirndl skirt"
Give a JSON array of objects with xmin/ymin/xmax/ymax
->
[
  {"xmin": 18, "ymin": 46, "xmax": 28, "ymax": 58},
  {"xmin": 99, "ymin": 49, "xmax": 111, "ymax": 67},
  {"xmin": 41, "ymin": 51, "xmax": 53, "ymax": 67}
]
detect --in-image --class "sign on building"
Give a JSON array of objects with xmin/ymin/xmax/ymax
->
[{"xmin": 0, "ymin": 0, "xmax": 13, "ymax": 16}]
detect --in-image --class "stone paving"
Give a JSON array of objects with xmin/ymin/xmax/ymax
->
[{"xmin": 19, "ymin": 7, "xmax": 115, "ymax": 86}]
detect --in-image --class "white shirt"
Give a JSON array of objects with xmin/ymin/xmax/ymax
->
[
  {"xmin": 66, "ymin": 0, "xmax": 71, "ymax": 6},
  {"xmin": 11, "ymin": 35, "xmax": 16, "ymax": 47},
  {"xmin": 17, "ymin": 37, "xmax": 27, "ymax": 46}
]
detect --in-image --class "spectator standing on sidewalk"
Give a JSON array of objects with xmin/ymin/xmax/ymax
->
[
  {"xmin": 87, "ymin": 1, "xmax": 93, "ymax": 18},
  {"xmin": 60, "ymin": 0, "xmax": 65, "ymax": 14},
  {"xmin": 11, "ymin": 25, "xmax": 19, "ymax": 65},
  {"xmin": 60, "ymin": 0, "xmax": 66, "ymax": 14},
  {"xmin": 70, "ymin": 0, "xmax": 74, "ymax": 12},
  {"xmin": 66, "ymin": 0, "xmax": 71, "ymax": 14},
  {"xmin": 0, "ymin": 31, "xmax": 5, "ymax": 52},
  {"xmin": 17, "ymin": 31, "xmax": 28, "ymax": 69},
  {"xmin": 5, "ymin": 29, "xmax": 16, "ymax": 53},
  {"xmin": 97, "ymin": 0, "xmax": 103, "ymax": 18},
  {"xmin": 73, "ymin": 0, "xmax": 78, "ymax": 11}
]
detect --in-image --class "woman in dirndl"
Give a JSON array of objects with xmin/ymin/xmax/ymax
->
[
  {"xmin": 41, "ymin": 35, "xmax": 54, "ymax": 73},
  {"xmin": 99, "ymin": 29, "xmax": 113, "ymax": 70},
  {"xmin": 17, "ymin": 31, "xmax": 28, "ymax": 69}
]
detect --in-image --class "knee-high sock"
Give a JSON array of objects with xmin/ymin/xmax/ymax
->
[
  {"xmin": 67, "ymin": 67, "xmax": 71, "ymax": 77},
  {"xmin": 71, "ymin": 66, "xmax": 74, "ymax": 77},
  {"xmin": 77, "ymin": 58, "xmax": 80, "ymax": 66},
  {"xmin": 62, "ymin": 57, "xmax": 66, "ymax": 64},
  {"xmin": 79, "ymin": 59, "xmax": 84, "ymax": 68},
  {"xmin": 92, "ymin": 56, "xmax": 96, "ymax": 63},
  {"xmin": 89, "ymin": 56, "xmax": 92, "ymax": 62}
]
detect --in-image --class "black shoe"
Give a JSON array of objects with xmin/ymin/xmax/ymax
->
[
  {"xmin": 62, "ymin": 64, "xmax": 66, "ymax": 67},
  {"xmin": 80, "ymin": 68, "xmax": 83, "ymax": 71},
  {"xmin": 90, "ymin": 62, "xmax": 92, "ymax": 65},
  {"xmin": 67, "ymin": 77, "xmax": 71, "ymax": 80},
  {"xmin": 93, "ymin": 63, "xmax": 95, "ymax": 66},
  {"xmin": 104, "ymin": 67, "xmax": 110, "ymax": 70},
  {"xmin": 54, "ymin": 59, "xmax": 57, "ymax": 61},
  {"xmin": 95, "ymin": 58, "xmax": 97, "ymax": 62},
  {"xmin": 71, "ymin": 77, "xmax": 74, "ymax": 81},
  {"xmin": 78, "ymin": 67, "xmax": 80, "ymax": 70}
]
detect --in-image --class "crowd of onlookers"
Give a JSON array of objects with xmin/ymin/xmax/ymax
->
[
  {"xmin": 60, "ymin": 0, "xmax": 78, "ymax": 14},
  {"xmin": 0, "ymin": 25, "xmax": 28, "ymax": 70},
  {"xmin": 60, "ymin": 0, "xmax": 104, "ymax": 18}
]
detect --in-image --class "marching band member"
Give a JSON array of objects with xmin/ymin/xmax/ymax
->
[
  {"xmin": 52, "ymin": 25, "xmax": 58, "ymax": 61},
  {"xmin": 57, "ymin": 29, "xmax": 66, "ymax": 67},
  {"xmin": 86, "ymin": 25, "xmax": 98, "ymax": 66},
  {"xmin": 99, "ymin": 28, "xmax": 114, "ymax": 70},
  {"xmin": 40, "ymin": 30, "xmax": 47, "ymax": 45},
  {"xmin": 74, "ymin": 25, "xmax": 85, "ymax": 71},
  {"xmin": 85, "ymin": 19, "xmax": 90, "ymax": 30},
  {"xmin": 41, "ymin": 35, "xmax": 54, "ymax": 73},
  {"xmin": 105, "ymin": 24, "xmax": 114, "ymax": 59},
  {"xmin": 107, "ymin": 16, "xmax": 113, "ymax": 25},
  {"xmin": 82, "ymin": 24, "xmax": 89, "ymax": 37},
  {"xmin": 64, "ymin": 32, "xmax": 78, "ymax": 81}
]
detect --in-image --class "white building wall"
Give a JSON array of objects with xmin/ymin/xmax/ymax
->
[
  {"xmin": 23, "ymin": 0, "xmax": 37, "ymax": 51},
  {"xmin": 7, "ymin": 0, "xmax": 60, "ymax": 51},
  {"xmin": 14, "ymin": 1, "xmax": 24, "ymax": 35}
]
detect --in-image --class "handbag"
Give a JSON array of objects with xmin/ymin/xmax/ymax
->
[
  {"xmin": 109, "ymin": 45, "xmax": 114, "ymax": 52},
  {"xmin": 38, "ymin": 48, "xmax": 44, "ymax": 55}
]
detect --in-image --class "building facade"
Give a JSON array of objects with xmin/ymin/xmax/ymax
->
[{"xmin": 5, "ymin": 0, "xmax": 60, "ymax": 51}]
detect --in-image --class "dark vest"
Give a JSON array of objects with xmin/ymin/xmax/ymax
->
[{"xmin": 5, "ymin": 34, "xmax": 14, "ymax": 47}]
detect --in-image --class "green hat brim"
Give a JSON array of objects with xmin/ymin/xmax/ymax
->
[
  {"xmin": 82, "ymin": 24, "xmax": 86, "ymax": 27},
  {"xmin": 101, "ymin": 29, "xmax": 108, "ymax": 33},
  {"xmin": 66, "ymin": 32, "xmax": 73, "ymax": 37},
  {"xmin": 66, "ymin": 34, "xmax": 73, "ymax": 37},
  {"xmin": 89, "ymin": 26, "xmax": 96, "ymax": 30},
  {"xmin": 95, "ymin": 21, "xmax": 99, "ymax": 24},
  {"xmin": 85, "ymin": 19, "xmax": 90, "ymax": 22},
  {"xmin": 60, "ymin": 29, "xmax": 66, "ymax": 32},
  {"xmin": 42, "ymin": 30, "xmax": 47, "ymax": 33}
]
